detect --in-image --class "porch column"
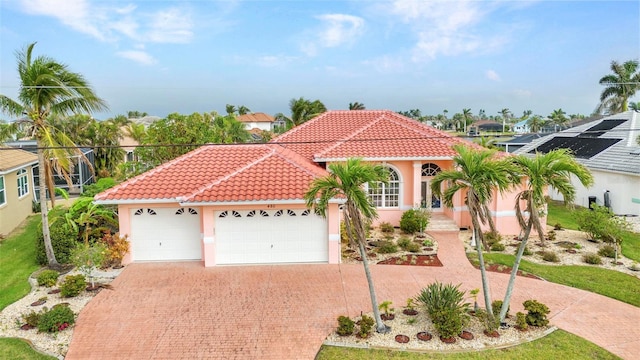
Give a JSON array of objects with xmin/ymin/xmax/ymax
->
[
  {"xmin": 118, "ymin": 205, "xmax": 133, "ymax": 265},
  {"xmin": 201, "ymin": 208, "xmax": 216, "ymax": 267},
  {"xmin": 412, "ymin": 161, "xmax": 422, "ymax": 208},
  {"xmin": 327, "ymin": 203, "xmax": 341, "ymax": 264}
]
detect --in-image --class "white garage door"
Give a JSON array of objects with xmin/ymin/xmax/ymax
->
[
  {"xmin": 215, "ymin": 209, "xmax": 328, "ymax": 265},
  {"xmin": 130, "ymin": 207, "xmax": 202, "ymax": 261}
]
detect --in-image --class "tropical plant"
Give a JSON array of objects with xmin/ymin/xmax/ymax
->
[
  {"xmin": 0, "ymin": 42, "xmax": 108, "ymax": 269},
  {"xmin": 523, "ymin": 299, "xmax": 550, "ymax": 327},
  {"xmin": 431, "ymin": 144, "xmax": 518, "ymax": 323},
  {"xmin": 474, "ymin": 136, "xmax": 496, "ymax": 149},
  {"xmin": 499, "ymin": 149, "xmax": 593, "ymax": 322},
  {"xmin": 70, "ymin": 242, "xmax": 107, "ymax": 288},
  {"xmin": 349, "ymin": 102, "xmax": 365, "ymax": 110},
  {"xmin": 274, "ymin": 97, "xmax": 326, "ymax": 129},
  {"xmin": 59, "ymin": 274, "xmax": 87, "ymax": 297},
  {"xmin": 549, "ymin": 108, "xmax": 568, "ymax": 131},
  {"xmin": 37, "ymin": 304, "xmax": 75, "ymax": 333},
  {"xmin": 63, "ymin": 197, "xmax": 118, "ymax": 244},
  {"xmin": 336, "ymin": 315, "xmax": 355, "ymax": 336},
  {"xmin": 35, "ymin": 220, "xmax": 77, "ymax": 265},
  {"xmin": 462, "ymin": 108, "xmax": 473, "ymax": 133},
  {"xmin": 399, "ymin": 208, "xmax": 430, "ymax": 234},
  {"xmin": 498, "ymin": 108, "xmax": 511, "ymax": 131},
  {"xmin": 598, "ymin": 59, "xmax": 640, "ymax": 113},
  {"xmin": 100, "ymin": 232, "xmax": 130, "ymax": 267},
  {"xmin": 575, "ymin": 204, "xmax": 629, "ymax": 262},
  {"xmin": 526, "ymin": 115, "xmax": 545, "ymax": 133},
  {"xmin": 378, "ymin": 301, "xmax": 394, "ymax": 317},
  {"xmin": 36, "ymin": 270, "xmax": 59, "ymax": 287},
  {"xmin": 415, "ymin": 282, "xmax": 469, "ymax": 338},
  {"xmin": 304, "ymin": 158, "xmax": 391, "ymax": 334}
]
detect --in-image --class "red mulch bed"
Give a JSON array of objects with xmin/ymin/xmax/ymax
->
[
  {"xmin": 473, "ymin": 263, "xmax": 542, "ymax": 280},
  {"xmin": 377, "ymin": 254, "xmax": 443, "ymax": 267}
]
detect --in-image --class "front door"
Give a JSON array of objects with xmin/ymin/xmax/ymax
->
[{"xmin": 421, "ymin": 180, "xmax": 442, "ymax": 210}]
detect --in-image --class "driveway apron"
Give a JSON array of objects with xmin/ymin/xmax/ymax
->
[{"xmin": 66, "ymin": 232, "xmax": 640, "ymax": 359}]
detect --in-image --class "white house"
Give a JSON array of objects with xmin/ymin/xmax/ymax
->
[
  {"xmin": 513, "ymin": 119, "xmax": 530, "ymax": 134},
  {"xmin": 237, "ymin": 112, "xmax": 275, "ymax": 131}
]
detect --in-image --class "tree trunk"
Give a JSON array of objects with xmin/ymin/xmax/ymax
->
[
  {"xmin": 500, "ymin": 220, "xmax": 533, "ymax": 322},
  {"xmin": 470, "ymin": 213, "xmax": 493, "ymax": 319},
  {"xmin": 37, "ymin": 144, "xmax": 59, "ymax": 269}
]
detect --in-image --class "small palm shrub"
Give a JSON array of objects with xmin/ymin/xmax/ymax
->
[
  {"xmin": 598, "ymin": 244, "xmax": 616, "ymax": 258},
  {"xmin": 376, "ymin": 241, "xmax": 398, "ymax": 254},
  {"xmin": 541, "ymin": 251, "xmax": 559, "ymax": 263},
  {"xmin": 523, "ymin": 299, "xmax": 550, "ymax": 327},
  {"xmin": 400, "ymin": 209, "xmax": 430, "ymax": 234},
  {"xmin": 336, "ymin": 316, "xmax": 355, "ymax": 336},
  {"xmin": 60, "ymin": 274, "xmax": 87, "ymax": 298},
  {"xmin": 379, "ymin": 222, "xmax": 394, "ymax": 233},
  {"xmin": 37, "ymin": 304, "xmax": 75, "ymax": 333},
  {"xmin": 422, "ymin": 239, "xmax": 434, "ymax": 247},
  {"xmin": 37, "ymin": 270, "xmax": 60, "ymax": 287},
  {"xmin": 358, "ymin": 315, "xmax": 375, "ymax": 338},
  {"xmin": 415, "ymin": 282, "xmax": 469, "ymax": 338},
  {"xmin": 583, "ymin": 253, "xmax": 603, "ymax": 265}
]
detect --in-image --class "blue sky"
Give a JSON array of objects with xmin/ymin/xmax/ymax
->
[{"xmin": 1, "ymin": 0, "xmax": 639, "ymax": 120}]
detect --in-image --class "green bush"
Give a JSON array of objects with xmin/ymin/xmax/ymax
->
[
  {"xmin": 60, "ymin": 274, "xmax": 87, "ymax": 298},
  {"xmin": 515, "ymin": 246, "xmax": 533, "ymax": 256},
  {"xmin": 379, "ymin": 222, "xmax": 395, "ymax": 233},
  {"xmin": 541, "ymin": 251, "xmax": 559, "ymax": 263},
  {"xmin": 358, "ymin": 315, "xmax": 375, "ymax": 338},
  {"xmin": 484, "ymin": 231, "xmax": 502, "ymax": 248},
  {"xmin": 523, "ymin": 299, "xmax": 550, "ymax": 327},
  {"xmin": 405, "ymin": 242, "xmax": 421, "ymax": 253},
  {"xmin": 422, "ymin": 239, "xmax": 434, "ymax": 247},
  {"xmin": 21, "ymin": 310, "xmax": 42, "ymax": 327},
  {"xmin": 81, "ymin": 177, "xmax": 117, "ymax": 198},
  {"xmin": 490, "ymin": 242, "xmax": 506, "ymax": 252},
  {"xmin": 432, "ymin": 308, "xmax": 463, "ymax": 338},
  {"xmin": 598, "ymin": 244, "xmax": 616, "ymax": 258},
  {"xmin": 397, "ymin": 237, "xmax": 412, "ymax": 250},
  {"xmin": 515, "ymin": 312, "xmax": 528, "ymax": 331},
  {"xmin": 376, "ymin": 241, "xmax": 398, "ymax": 254},
  {"xmin": 37, "ymin": 304, "xmax": 75, "ymax": 333},
  {"xmin": 336, "ymin": 316, "xmax": 355, "ymax": 336},
  {"xmin": 575, "ymin": 204, "xmax": 629, "ymax": 245},
  {"xmin": 400, "ymin": 209, "xmax": 430, "ymax": 234},
  {"xmin": 36, "ymin": 270, "xmax": 59, "ymax": 287},
  {"xmin": 492, "ymin": 300, "xmax": 509, "ymax": 318},
  {"xmin": 35, "ymin": 224, "xmax": 78, "ymax": 265},
  {"xmin": 415, "ymin": 282, "xmax": 469, "ymax": 338},
  {"xmin": 583, "ymin": 253, "xmax": 603, "ymax": 265}
]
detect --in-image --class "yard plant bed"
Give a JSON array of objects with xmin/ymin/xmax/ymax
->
[{"xmin": 377, "ymin": 255, "xmax": 443, "ymax": 267}]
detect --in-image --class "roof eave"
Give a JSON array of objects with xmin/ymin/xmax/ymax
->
[
  {"xmin": 179, "ymin": 198, "xmax": 346, "ymax": 206},
  {"xmin": 314, "ymin": 156, "xmax": 452, "ymax": 162},
  {"xmin": 0, "ymin": 160, "xmax": 38, "ymax": 175}
]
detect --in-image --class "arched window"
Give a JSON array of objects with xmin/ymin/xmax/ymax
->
[
  {"xmin": 368, "ymin": 166, "xmax": 400, "ymax": 208},
  {"xmin": 421, "ymin": 163, "xmax": 441, "ymax": 177}
]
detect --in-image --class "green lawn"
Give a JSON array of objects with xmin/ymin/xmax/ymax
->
[
  {"xmin": 316, "ymin": 329, "xmax": 619, "ymax": 360},
  {"xmin": 0, "ymin": 338, "xmax": 57, "ymax": 360},
  {"xmin": 0, "ymin": 215, "xmax": 42, "ymax": 311},
  {"xmin": 469, "ymin": 253, "xmax": 640, "ymax": 307},
  {"xmin": 547, "ymin": 201, "xmax": 640, "ymax": 262}
]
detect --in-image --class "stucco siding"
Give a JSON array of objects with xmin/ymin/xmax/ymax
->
[{"xmin": 0, "ymin": 167, "xmax": 35, "ymax": 236}]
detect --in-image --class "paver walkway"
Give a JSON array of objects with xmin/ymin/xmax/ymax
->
[{"xmin": 66, "ymin": 231, "xmax": 640, "ymax": 359}]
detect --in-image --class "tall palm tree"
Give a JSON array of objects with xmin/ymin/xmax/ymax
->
[
  {"xmin": 305, "ymin": 158, "xmax": 391, "ymax": 334},
  {"xmin": 431, "ymin": 145, "xmax": 518, "ymax": 321},
  {"xmin": 499, "ymin": 108, "xmax": 511, "ymax": 132},
  {"xmin": 462, "ymin": 108, "xmax": 473, "ymax": 133},
  {"xmin": 599, "ymin": 59, "xmax": 640, "ymax": 113},
  {"xmin": 526, "ymin": 115, "xmax": 544, "ymax": 133},
  {"xmin": 549, "ymin": 108, "xmax": 568, "ymax": 132},
  {"xmin": 499, "ymin": 150, "xmax": 593, "ymax": 322},
  {"xmin": 0, "ymin": 42, "xmax": 107, "ymax": 268},
  {"xmin": 520, "ymin": 110, "xmax": 532, "ymax": 121},
  {"xmin": 349, "ymin": 102, "xmax": 365, "ymax": 110},
  {"xmin": 274, "ymin": 97, "xmax": 326, "ymax": 129}
]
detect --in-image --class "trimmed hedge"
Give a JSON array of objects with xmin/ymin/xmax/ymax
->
[{"xmin": 35, "ymin": 225, "xmax": 77, "ymax": 265}]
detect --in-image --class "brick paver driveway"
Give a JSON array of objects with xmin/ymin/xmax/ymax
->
[{"xmin": 67, "ymin": 233, "xmax": 640, "ymax": 359}]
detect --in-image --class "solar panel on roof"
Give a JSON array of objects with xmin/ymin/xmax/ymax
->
[
  {"xmin": 580, "ymin": 119, "xmax": 625, "ymax": 138},
  {"xmin": 529, "ymin": 136, "xmax": 622, "ymax": 159}
]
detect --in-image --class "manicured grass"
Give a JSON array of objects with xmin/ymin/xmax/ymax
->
[
  {"xmin": 316, "ymin": 329, "xmax": 620, "ymax": 360},
  {"xmin": 547, "ymin": 201, "xmax": 640, "ymax": 262},
  {"xmin": 0, "ymin": 338, "xmax": 57, "ymax": 360},
  {"xmin": 0, "ymin": 215, "xmax": 42, "ymax": 311},
  {"xmin": 470, "ymin": 253, "xmax": 640, "ymax": 307}
]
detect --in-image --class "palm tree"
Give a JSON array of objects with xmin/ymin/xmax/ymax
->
[
  {"xmin": 0, "ymin": 42, "xmax": 107, "ymax": 268},
  {"xmin": 499, "ymin": 150, "xmax": 593, "ymax": 322},
  {"xmin": 599, "ymin": 60, "xmax": 640, "ymax": 113},
  {"xmin": 274, "ymin": 97, "xmax": 326, "ymax": 129},
  {"xmin": 225, "ymin": 104, "xmax": 237, "ymax": 116},
  {"xmin": 462, "ymin": 108, "xmax": 473, "ymax": 133},
  {"xmin": 526, "ymin": 115, "xmax": 544, "ymax": 133},
  {"xmin": 520, "ymin": 110, "xmax": 532, "ymax": 121},
  {"xmin": 431, "ymin": 145, "xmax": 518, "ymax": 322},
  {"xmin": 630, "ymin": 101, "xmax": 640, "ymax": 111},
  {"xmin": 549, "ymin": 108, "xmax": 568, "ymax": 132},
  {"xmin": 304, "ymin": 158, "xmax": 391, "ymax": 334},
  {"xmin": 498, "ymin": 108, "xmax": 511, "ymax": 132},
  {"xmin": 349, "ymin": 102, "xmax": 365, "ymax": 110},
  {"xmin": 474, "ymin": 136, "xmax": 496, "ymax": 149}
]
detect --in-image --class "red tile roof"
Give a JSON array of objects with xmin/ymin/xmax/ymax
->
[
  {"xmin": 236, "ymin": 112, "xmax": 275, "ymax": 123},
  {"xmin": 272, "ymin": 110, "xmax": 477, "ymax": 160},
  {"xmin": 95, "ymin": 144, "xmax": 328, "ymax": 203}
]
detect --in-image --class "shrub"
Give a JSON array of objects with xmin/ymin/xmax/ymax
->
[
  {"xmin": 60, "ymin": 274, "xmax": 87, "ymax": 298},
  {"xmin": 598, "ymin": 244, "xmax": 616, "ymax": 258},
  {"xmin": 379, "ymin": 222, "xmax": 395, "ymax": 233},
  {"xmin": 515, "ymin": 246, "xmax": 533, "ymax": 256},
  {"xmin": 376, "ymin": 241, "xmax": 398, "ymax": 254},
  {"xmin": 405, "ymin": 242, "xmax": 421, "ymax": 253},
  {"xmin": 400, "ymin": 209, "xmax": 430, "ymax": 234},
  {"xmin": 415, "ymin": 282, "xmax": 469, "ymax": 337},
  {"xmin": 37, "ymin": 270, "xmax": 60, "ymax": 287},
  {"xmin": 475, "ymin": 308, "xmax": 499, "ymax": 332},
  {"xmin": 490, "ymin": 242, "xmax": 505, "ymax": 252},
  {"xmin": 484, "ymin": 231, "xmax": 502, "ymax": 248},
  {"xmin": 81, "ymin": 178, "xmax": 117, "ymax": 198},
  {"xmin": 546, "ymin": 230, "xmax": 557, "ymax": 241},
  {"xmin": 22, "ymin": 310, "xmax": 42, "ymax": 327},
  {"xmin": 397, "ymin": 237, "xmax": 411, "ymax": 249},
  {"xmin": 553, "ymin": 223, "xmax": 563, "ymax": 230},
  {"xmin": 37, "ymin": 304, "xmax": 75, "ymax": 333},
  {"xmin": 358, "ymin": 315, "xmax": 375, "ymax": 338},
  {"xmin": 35, "ymin": 224, "xmax": 78, "ymax": 265},
  {"xmin": 541, "ymin": 251, "xmax": 559, "ymax": 263},
  {"xmin": 583, "ymin": 253, "xmax": 603, "ymax": 265},
  {"xmin": 101, "ymin": 232, "xmax": 130, "ymax": 267},
  {"xmin": 336, "ymin": 316, "xmax": 355, "ymax": 336},
  {"xmin": 422, "ymin": 239, "xmax": 434, "ymax": 247},
  {"xmin": 523, "ymin": 299, "xmax": 550, "ymax": 327},
  {"xmin": 515, "ymin": 312, "xmax": 528, "ymax": 331},
  {"xmin": 432, "ymin": 308, "xmax": 464, "ymax": 338},
  {"xmin": 491, "ymin": 300, "xmax": 509, "ymax": 318},
  {"xmin": 70, "ymin": 242, "xmax": 107, "ymax": 287}
]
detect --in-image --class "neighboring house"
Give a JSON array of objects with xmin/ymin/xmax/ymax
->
[
  {"xmin": 469, "ymin": 120, "xmax": 503, "ymax": 135},
  {"xmin": 5, "ymin": 140, "xmax": 95, "ymax": 195},
  {"xmin": 512, "ymin": 119, "xmax": 530, "ymax": 134},
  {"xmin": 95, "ymin": 110, "xmax": 524, "ymax": 267},
  {"xmin": 237, "ymin": 112, "xmax": 275, "ymax": 131},
  {"xmin": 496, "ymin": 134, "xmax": 548, "ymax": 153},
  {"xmin": 515, "ymin": 110, "xmax": 640, "ymax": 216},
  {"xmin": 0, "ymin": 148, "xmax": 37, "ymax": 237},
  {"xmin": 119, "ymin": 126, "xmax": 139, "ymax": 163}
]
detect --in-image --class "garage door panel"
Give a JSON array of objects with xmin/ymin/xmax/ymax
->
[
  {"xmin": 215, "ymin": 209, "xmax": 327, "ymax": 265},
  {"xmin": 130, "ymin": 208, "xmax": 201, "ymax": 261}
]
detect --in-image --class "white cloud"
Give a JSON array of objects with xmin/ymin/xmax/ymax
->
[
  {"xmin": 362, "ymin": 55, "xmax": 406, "ymax": 74},
  {"xmin": 486, "ymin": 69, "xmax": 501, "ymax": 81},
  {"xmin": 20, "ymin": 0, "xmax": 107, "ymax": 40},
  {"xmin": 513, "ymin": 89, "xmax": 533, "ymax": 98},
  {"xmin": 300, "ymin": 13, "xmax": 365, "ymax": 56},
  {"xmin": 116, "ymin": 50, "xmax": 157, "ymax": 65},
  {"xmin": 144, "ymin": 8, "xmax": 193, "ymax": 44},
  {"xmin": 255, "ymin": 55, "xmax": 298, "ymax": 67}
]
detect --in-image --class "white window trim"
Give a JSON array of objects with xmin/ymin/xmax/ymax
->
[
  {"xmin": 0, "ymin": 175, "xmax": 6, "ymax": 207},
  {"xmin": 368, "ymin": 164, "xmax": 402, "ymax": 209},
  {"xmin": 17, "ymin": 168, "xmax": 29, "ymax": 199}
]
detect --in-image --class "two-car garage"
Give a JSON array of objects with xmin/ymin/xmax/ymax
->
[{"xmin": 129, "ymin": 207, "xmax": 328, "ymax": 265}]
